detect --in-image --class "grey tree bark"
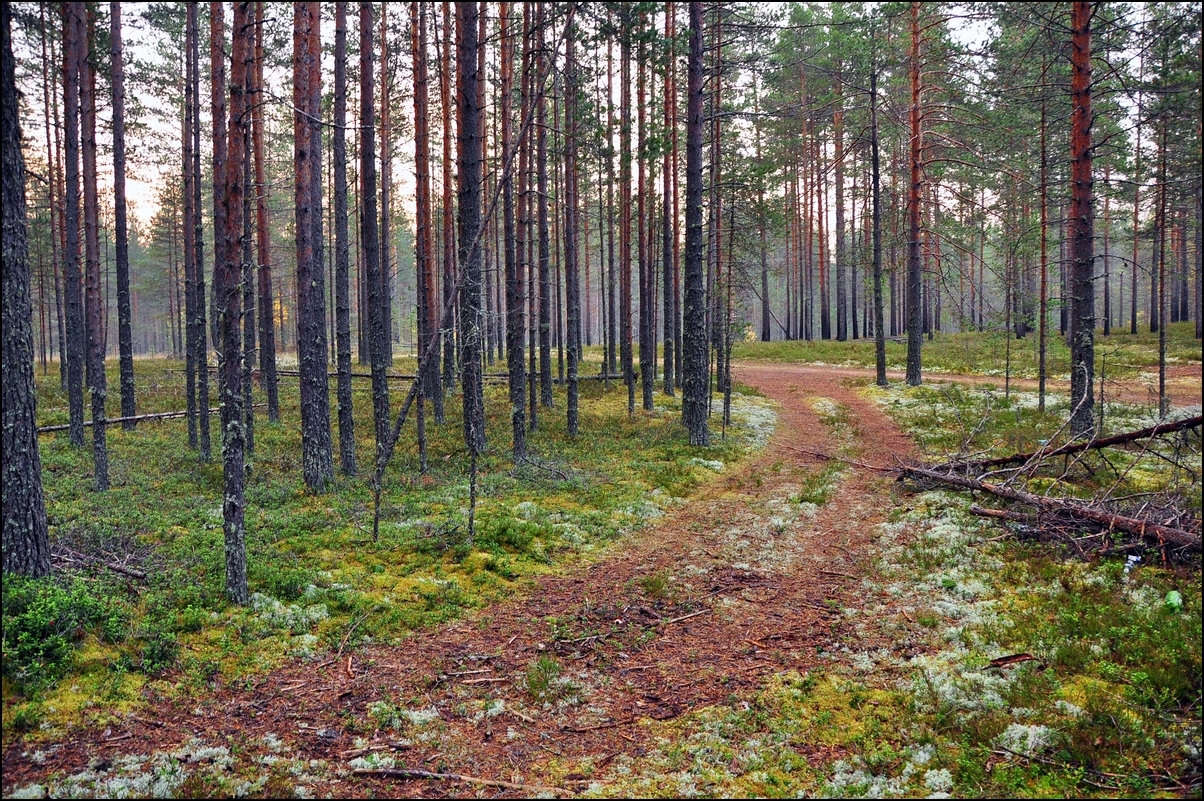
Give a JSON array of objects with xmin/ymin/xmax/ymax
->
[
  {"xmin": 294, "ymin": 1, "xmax": 334, "ymax": 492},
  {"xmin": 681, "ymin": 2, "xmax": 709, "ymax": 446},
  {"xmin": 334, "ymin": 2, "xmax": 356, "ymax": 476},
  {"xmin": 2, "ymin": 2, "xmax": 51, "ymax": 578}
]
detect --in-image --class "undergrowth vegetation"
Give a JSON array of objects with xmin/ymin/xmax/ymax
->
[
  {"xmin": 3, "ymin": 355, "xmax": 772, "ymax": 742},
  {"xmin": 732, "ymin": 320, "xmax": 1201, "ymax": 381}
]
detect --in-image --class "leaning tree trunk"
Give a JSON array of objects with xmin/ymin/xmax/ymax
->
[
  {"xmin": 110, "ymin": 3, "xmax": 135, "ymax": 428},
  {"xmin": 1068, "ymin": 0, "xmax": 1095, "ymax": 437},
  {"xmin": 681, "ymin": 1, "xmax": 709, "ymax": 446},
  {"xmin": 294, "ymin": 0, "xmax": 334, "ymax": 493},
  {"xmin": 81, "ymin": 4, "xmax": 108, "ymax": 490},
  {"xmin": 2, "ymin": 2, "xmax": 51, "ymax": 577}
]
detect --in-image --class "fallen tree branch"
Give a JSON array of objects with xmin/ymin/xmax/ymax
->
[
  {"xmin": 782, "ymin": 446, "xmax": 895, "ymax": 472},
  {"xmin": 968, "ymin": 505, "xmax": 1036, "ymax": 525},
  {"xmin": 38, "ymin": 404, "xmax": 267, "ymax": 434},
  {"xmin": 902, "ymin": 464, "xmax": 1200, "ymax": 551},
  {"xmin": 350, "ymin": 768, "xmax": 571, "ymax": 796},
  {"xmin": 53, "ymin": 545, "xmax": 147, "ymax": 580},
  {"xmin": 941, "ymin": 415, "xmax": 1202, "ymax": 472}
]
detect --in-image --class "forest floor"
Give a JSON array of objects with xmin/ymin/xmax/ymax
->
[{"xmin": 3, "ymin": 359, "xmax": 1200, "ymax": 798}]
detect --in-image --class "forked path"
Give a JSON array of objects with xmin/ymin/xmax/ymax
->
[{"xmin": 3, "ymin": 364, "xmax": 918, "ymax": 798}]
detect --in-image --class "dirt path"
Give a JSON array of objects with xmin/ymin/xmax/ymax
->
[
  {"xmin": 2, "ymin": 366, "xmax": 922, "ymax": 797},
  {"xmin": 754, "ymin": 362, "xmax": 1202, "ymax": 409}
]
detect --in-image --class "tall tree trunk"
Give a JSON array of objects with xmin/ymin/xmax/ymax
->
[
  {"xmin": 110, "ymin": 3, "xmax": 134, "ymax": 428},
  {"xmin": 1156, "ymin": 114, "xmax": 1168, "ymax": 416},
  {"xmin": 500, "ymin": 0, "xmax": 525, "ymax": 460},
  {"xmin": 565, "ymin": 27, "xmax": 581, "ymax": 436},
  {"xmin": 241, "ymin": 67, "xmax": 255, "ymax": 457},
  {"xmin": 379, "ymin": 5, "xmax": 393, "ymax": 366},
  {"xmin": 664, "ymin": 2, "xmax": 678, "ymax": 387},
  {"xmin": 522, "ymin": 1, "xmax": 536, "ymax": 430},
  {"xmin": 1039, "ymin": 88, "xmax": 1048, "ymax": 411},
  {"xmin": 359, "ymin": 3, "xmax": 388, "ymax": 451},
  {"xmin": 1067, "ymin": 0, "xmax": 1095, "ymax": 437},
  {"xmin": 181, "ymin": 6, "xmax": 199, "ymax": 448},
  {"xmin": 456, "ymin": 1, "xmax": 486, "ymax": 454},
  {"xmin": 871, "ymin": 53, "xmax": 886, "ymax": 387},
  {"xmin": 1102, "ymin": 164, "xmax": 1111, "ymax": 335},
  {"xmin": 682, "ymin": 2, "xmax": 708, "ymax": 446},
  {"xmin": 536, "ymin": 4, "xmax": 552, "ymax": 410},
  {"xmin": 41, "ymin": 4, "xmax": 67, "ymax": 391},
  {"xmin": 834, "ymin": 64, "xmax": 847, "ymax": 342},
  {"xmin": 219, "ymin": 1, "xmax": 251, "ymax": 604},
  {"xmin": 441, "ymin": 1, "xmax": 456, "ymax": 392},
  {"xmin": 294, "ymin": 1, "xmax": 334, "ymax": 492},
  {"xmin": 333, "ymin": 2, "xmax": 356, "ymax": 476},
  {"xmin": 708, "ymin": 7, "xmax": 723, "ymax": 395},
  {"xmin": 203, "ymin": 0, "xmax": 224, "ymax": 466},
  {"xmin": 637, "ymin": 13, "xmax": 654, "ymax": 411},
  {"xmin": 412, "ymin": 1, "xmax": 440, "ymax": 462},
  {"xmin": 905, "ymin": 2, "xmax": 923, "ymax": 387},
  {"xmin": 81, "ymin": 4, "xmax": 108, "ymax": 490},
  {"xmin": 2, "ymin": 1, "xmax": 51, "ymax": 577},
  {"xmin": 62, "ymin": 3, "xmax": 85, "ymax": 448},
  {"xmin": 620, "ymin": 9, "xmax": 634, "ymax": 414},
  {"xmin": 253, "ymin": 1, "xmax": 279, "ymax": 422},
  {"xmin": 606, "ymin": 35, "xmax": 617, "ymax": 378}
]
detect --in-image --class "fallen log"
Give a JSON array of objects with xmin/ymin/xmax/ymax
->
[
  {"xmin": 350, "ymin": 768, "xmax": 570, "ymax": 796},
  {"xmin": 941, "ymin": 415, "xmax": 1202, "ymax": 472},
  {"xmin": 37, "ymin": 404, "xmax": 267, "ymax": 434},
  {"xmin": 902, "ymin": 464, "xmax": 1201, "ymax": 551}
]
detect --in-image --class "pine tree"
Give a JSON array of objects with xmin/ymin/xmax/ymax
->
[
  {"xmin": 2, "ymin": 1, "xmax": 51, "ymax": 578},
  {"xmin": 334, "ymin": 1, "xmax": 355, "ymax": 476},
  {"xmin": 1067, "ymin": 0, "xmax": 1095, "ymax": 436},
  {"xmin": 81, "ymin": 3, "xmax": 108, "ymax": 490},
  {"xmin": 682, "ymin": 1, "xmax": 709, "ymax": 446},
  {"xmin": 294, "ymin": 0, "xmax": 334, "ymax": 493},
  {"xmin": 111, "ymin": 2, "xmax": 135, "ymax": 428},
  {"xmin": 456, "ymin": 0, "xmax": 486, "ymax": 455}
]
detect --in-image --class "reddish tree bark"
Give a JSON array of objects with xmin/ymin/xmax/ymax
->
[{"xmin": 1068, "ymin": 0, "xmax": 1095, "ymax": 435}]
